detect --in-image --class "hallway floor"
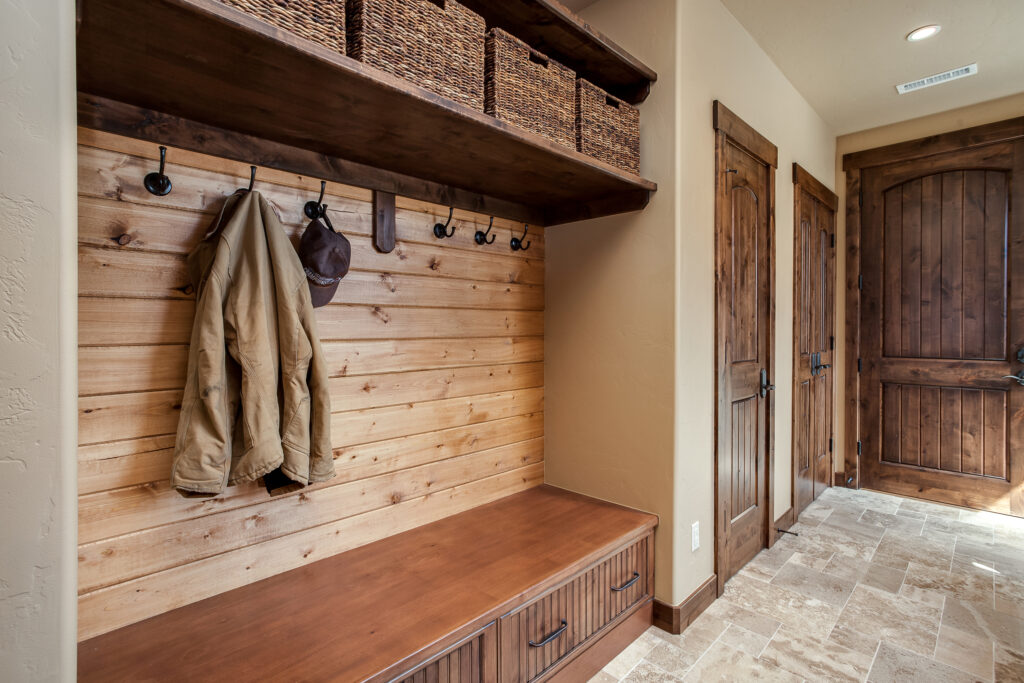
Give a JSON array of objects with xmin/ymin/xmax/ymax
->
[{"xmin": 592, "ymin": 487, "xmax": 1024, "ymax": 682}]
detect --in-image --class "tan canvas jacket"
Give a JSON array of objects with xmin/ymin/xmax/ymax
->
[{"xmin": 171, "ymin": 191, "xmax": 334, "ymax": 497}]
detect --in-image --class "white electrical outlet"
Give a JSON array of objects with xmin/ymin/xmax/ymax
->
[{"xmin": 691, "ymin": 521, "xmax": 700, "ymax": 551}]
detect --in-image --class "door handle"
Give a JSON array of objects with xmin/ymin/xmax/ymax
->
[
  {"xmin": 1004, "ymin": 371, "xmax": 1024, "ymax": 387},
  {"xmin": 810, "ymin": 353, "xmax": 831, "ymax": 376},
  {"xmin": 760, "ymin": 369, "xmax": 775, "ymax": 398}
]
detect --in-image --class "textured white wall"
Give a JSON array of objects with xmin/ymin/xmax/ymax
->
[{"xmin": 0, "ymin": 0, "xmax": 78, "ymax": 679}]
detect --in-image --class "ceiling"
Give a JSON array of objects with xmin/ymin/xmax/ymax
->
[{"xmin": 721, "ymin": 0, "xmax": 1024, "ymax": 134}]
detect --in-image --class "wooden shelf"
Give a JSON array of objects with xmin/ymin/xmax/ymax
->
[
  {"xmin": 459, "ymin": 0, "xmax": 657, "ymax": 105},
  {"xmin": 76, "ymin": 0, "xmax": 657, "ymax": 226}
]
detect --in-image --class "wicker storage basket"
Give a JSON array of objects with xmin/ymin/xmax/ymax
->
[
  {"xmin": 347, "ymin": 0, "xmax": 485, "ymax": 111},
  {"xmin": 576, "ymin": 78, "xmax": 640, "ymax": 174},
  {"xmin": 217, "ymin": 0, "xmax": 346, "ymax": 55},
  {"xmin": 485, "ymin": 28, "xmax": 575, "ymax": 149}
]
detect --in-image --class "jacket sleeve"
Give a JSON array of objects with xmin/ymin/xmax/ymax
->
[
  {"xmin": 171, "ymin": 271, "xmax": 232, "ymax": 496},
  {"xmin": 306, "ymin": 313, "xmax": 336, "ymax": 483}
]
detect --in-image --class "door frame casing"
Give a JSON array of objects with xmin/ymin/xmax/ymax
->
[
  {"xmin": 712, "ymin": 101, "xmax": 778, "ymax": 596},
  {"xmin": 841, "ymin": 116, "xmax": 1024, "ymax": 490},
  {"xmin": 790, "ymin": 163, "xmax": 838, "ymax": 516}
]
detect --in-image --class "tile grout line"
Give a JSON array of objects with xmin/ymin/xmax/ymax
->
[
  {"xmin": 681, "ymin": 620, "xmax": 732, "ymax": 678},
  {"xmin": 754, "ymin": 620, "xmax": 783, "ymax": 660},
  {"xmin": 931, "ymin": 594, "xmax": 946, "ymax": 659},
  {"xmin": 863, "ymin": 639, "xmax": 883, "ymax": 683}
]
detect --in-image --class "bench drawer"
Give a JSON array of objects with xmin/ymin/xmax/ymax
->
[
  {"xmin": 499, "ymin": 536, "xmax": 650, "ymax": 682},
  {"xmin": 395, "ymin": 622, "xmax": 497, "ymax": 683}
]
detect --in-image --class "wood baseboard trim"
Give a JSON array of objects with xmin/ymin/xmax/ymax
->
[
  {"xmin": 652, "ymin": 575, "xmax": 718, "ymax": 635},
  {"xmin": 548, "ymin": 599, "xmax": 653, "ymax": 682}
]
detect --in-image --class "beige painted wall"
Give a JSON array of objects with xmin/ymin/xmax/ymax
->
[
  {"xmin": 544, "ymin": 0, "xmax": 679, "ymax": 602},
  {"xmin": 833, "ymin": 91, "xmax": 1024, "ymax": 479},
  {"xmin": 546, "ymin": 0, "xmax": 835, "ymax": 606},
  {"xmin": 0, "ymin": 0, "xmax": 79, "ymax": 680}
]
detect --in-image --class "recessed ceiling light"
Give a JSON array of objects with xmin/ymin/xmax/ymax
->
[{"xmin": 907, "ymin": 24, "xmax": 941, "ymax": 42}]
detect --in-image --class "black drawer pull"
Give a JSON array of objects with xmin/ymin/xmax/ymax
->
[
  {"xmin": 611, "ymin": 572, "xmax": 640, "ymax": 592},
  {"xmin": 528, "ymin": 620, "xmax": 567, "ymax": 648}
]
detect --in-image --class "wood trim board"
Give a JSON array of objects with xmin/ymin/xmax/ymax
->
[
  {"xmin": 713, "ymin": 100, "xmax": 779, "ymax": 169},
  {"xmin": 842, "ymin": 115, "xmax": 1024, "ymax": 171},
  {"xmin": 652, "ymin": 574, "xmax": 718, "ymax": 635},
  {"xmin": 792, "ymin": 163, "xmax": 838, "ymax": 211},
  {"xmin": 843, "ymin": 168, "xmax": 861, "ymax": 487}
]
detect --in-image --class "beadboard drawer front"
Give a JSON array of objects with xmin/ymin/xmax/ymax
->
[
  {"xmin": 499, "ymin": 536, "xmax": 650, "ymax": 682},
  {"xmin": 395, "ymin": 622, "xmax": 497, "ymax": 683}
]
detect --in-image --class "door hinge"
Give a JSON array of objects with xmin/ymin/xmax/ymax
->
[
  {"xmin": 830, "ymin": 232, "xmax": 836, "ymax": 248},
  {"xmin": 857, "ymin": 440, "xmax": 862, "ymax": 456},
  {"xmin": 857, "ymin": 358, "xmax": 862, "ymax": 373},
  {"xmin": 858, "ymin": 274, "xmax": 863, "ymax": 290},
  {"xmin": 829, "ymin": 437, "xmax": 833, "ymax": 453},
  {"xmin": 830, "ymin": 335, "xmax": 835, "ymax": 350}
]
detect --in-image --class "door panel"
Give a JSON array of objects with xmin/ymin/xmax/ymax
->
[
  {"xmin": 792, "ymin": 167, "xmax": 836, "ymax": 517},
  {"xmin": 880, "ymin": 383, "xmax": 1009, "ymax": 479},
  {"xmin": 859, "ymin": 140, "xmax": 1024, "ymax": 515},
  {"xmin": 716, "ymin": 127, "xmax": 774, "ymax": 590}
]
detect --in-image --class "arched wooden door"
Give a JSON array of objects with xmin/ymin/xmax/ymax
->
[
  {"xmin": 792, "ymin": 165, "xmax": 837, "ymax": 517},
  {"xmin": 856, "ymin": 137, "xmax": 1024, "ymax": 516},
  {"xmin": 713, "ymin": 102, "xmax": 777, "ymax": 592}
]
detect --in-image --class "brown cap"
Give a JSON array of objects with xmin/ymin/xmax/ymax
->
[{"xmin": 298, "ymin": 214, "xmax": 351, "ymax": 308}]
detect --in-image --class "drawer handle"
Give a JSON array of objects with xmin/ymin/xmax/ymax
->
[
  {"xmin": 528, "ymin": 620, "xmax": 567, "ymax": 648},
  {"xmin": 611, "ymin": 572, "xmax": 640, "ymax": 592}
]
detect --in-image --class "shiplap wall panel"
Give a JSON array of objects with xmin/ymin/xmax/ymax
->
[{"xmin": 77, "ymin": 129, "xmax": 545, "ymax": 640}]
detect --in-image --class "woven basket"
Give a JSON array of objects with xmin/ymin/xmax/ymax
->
[
  {"xmin": 485, "ymin": 28, "xmax": 575, "ymax": 149},
  {"xmin": 347, "ymin": 0, "xmax": 485, "ymax": 111},
  {"xmin": 576, "ymin": 78, "xmax": 640, "ymax": 174},
  {"xmin": 216, "ymin": 0, "xmax": 346, "ymax": 55}
]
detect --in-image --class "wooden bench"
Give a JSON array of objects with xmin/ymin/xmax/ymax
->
[{"xmin": 78, "ymin": 485, "xmax": 658, "ymax": 682}]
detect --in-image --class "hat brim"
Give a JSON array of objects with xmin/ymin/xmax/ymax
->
[{"xmin": 308, "ymin": 280, "xmax": 339, "ymax": 308}]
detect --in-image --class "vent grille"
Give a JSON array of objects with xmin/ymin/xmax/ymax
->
[{"xmin": 896, "ymin": 63, "xmax": 978, "ymax": 94}]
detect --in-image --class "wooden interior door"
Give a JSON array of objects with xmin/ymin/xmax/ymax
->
[
  {"xmin": 858, "ymin": 138, "xmax": 1024, "ymax": 516},
  {"xmin": 714, "ymin": 102, "xmax": 777, "ymax": 591},
  {"xmin": 792, "ymin": 165, "xmax": 837, "ymax": 517}
]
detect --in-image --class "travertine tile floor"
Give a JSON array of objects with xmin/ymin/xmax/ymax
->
[{"xmin": 591, "ymin": 487, "xmax": 1024, "ymax": 682}]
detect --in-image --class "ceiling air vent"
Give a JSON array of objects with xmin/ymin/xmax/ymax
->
[{"xmin": 896, "ymin": 63, "xmax": 978, "ymax": 94}]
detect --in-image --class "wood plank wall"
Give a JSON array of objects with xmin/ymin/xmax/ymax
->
[{"xmin": 77, "ymin": 128, "xmax": 546, "ymax": 641}]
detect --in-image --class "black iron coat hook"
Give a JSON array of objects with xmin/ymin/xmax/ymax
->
[
  {"xmin": 474, "ymin": 217, "xmax": 496, "ymax": 245},
  {"xmin": 143, "ymin": 146, "xmax": 172, "ymax": 196},
  {"xmin": 510, "ymin": 224, "xmax": 531, "ymax": 252},
  {"xmin": 242, "ymin": 165, "xmax": 257, "ymax": 192},
  {"xmin": 433, "ymin": 207, "xmax": 455, "ymax": 238},
  {"xmin": 304, "ymin": 180, "xmax": 327, "ymax": 219}
]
